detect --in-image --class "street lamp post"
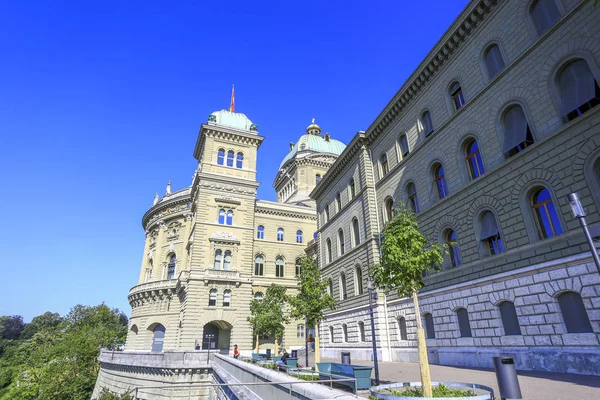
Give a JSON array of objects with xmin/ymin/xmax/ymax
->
[
  {"xmin": 367, "ymin": 276, "xmax": 380, "ymax": 386},
  {"xmin": 568, "ymin": 193, "xmax": 600, "ymax": 274}
]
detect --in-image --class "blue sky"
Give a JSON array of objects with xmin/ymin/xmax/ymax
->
[{"xmin": 0, "ymin": 0, "xmax": 469, "ymax": 321}]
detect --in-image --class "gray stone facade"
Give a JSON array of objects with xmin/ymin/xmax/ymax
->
[{"xmin": 312, "ymin": 0, "xmax": 600, "ymax": 375}]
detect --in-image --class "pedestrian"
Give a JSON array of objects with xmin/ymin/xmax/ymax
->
[{"xmin": 233, "ymin": 344, "xmax": 239, "ymax": 359}]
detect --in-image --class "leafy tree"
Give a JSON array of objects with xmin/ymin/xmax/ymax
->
[
  {"xmin": 289, "ymin": 254, "xmax": 335, "ymax": 364},
  {"xmin": 2, "ymin": 304, "xmax": 128, "ymax": 400},
  {"xmin": 371, "ymin": 204, "xmax": 444, "ymax": 397},
  {"xmin": 248, "ymin": 284, "xmax": 289, "ymax": 354},
  {"xmin": 97, "ymin": 387, "xmax": 134, "ymax": 400},
  {"xmin": 20, "ymin": 312, "xmax": 62, "ymax": 340},
  {"xmin": 0, "ymin": 316, "xmax": 24, "ymax": 340}
]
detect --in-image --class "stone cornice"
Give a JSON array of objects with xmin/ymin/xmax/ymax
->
[
  {"xmin": 193, "ymin": 123, "xmax": 264, "ymax": 160},
  {"xmin": 142, "ymin": 191, "xmax": 192, "ymax": 229},
  {"xmin": 310, "ymin": 131, "xmax": 366, "ymax": 200},
  {"xmin": 273, "ymin": 154, "xmax": 339, "ymax": 188},
  {"xmin": 255, "ymin": 203, "xmax": 316, "ymax": 220},
  {"xmin": 364, "ymin": 0, "xmax": 499, "ymax": 145}
]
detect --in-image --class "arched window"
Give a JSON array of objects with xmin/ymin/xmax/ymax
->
[
  {"xmin": 209, "ymin": 289, "xmax": 217, "ymax": 306},
  {"xmin": 355, "ymin": 266, "xmax": 363, "ymax": 295},
  {"xmin": 336, "ymin": 192, "xmax": 342, "ymax": 211},
  {"xmin": 424, "ymin": 313, "xmax": 435, "ymax": 339},
  {"xmin": 352, "ymin": 217, "xmax": 360, "ymax": 247},
  {"xmin": 254, "ymin": 256, "xmax": 264, "ymax": 276},
  {"xmin": 349, "ymin": 178, "xmax": 356, "ymax": 199},
  {"xmin": 499, "ymin": 301, "xmax": 521, "ymax": 336},
  {"xmin": 342, "ymin": 324, "xmax": 348, "ymax": 342},
  {"xmin": 480, "ymin": 211, "xmax": 504, "ymax": 255},
  {"xmin": 151, "ymin": 324, "xmax": 166, "ymax": 352},
  {"xmin": 465, "ymin": 139, "xmax": 485, "ymax": 180},
  {"xmin": 326, "ymin": 239, "xmax": 332, "ymax": 263},
  {"xmin": 145, "ymin": 259, "xmax": 153, "ymax": 282},
  {"xmin": 338, "ymin": 229, "xmax": 345, "ymax": 256},
  {"xmin": 557, "ymin": 59, "xmax": 600, "ymax": 121},
  {"xmin": 380, "ymin": 153, "xmax": 389, "ymax": 177},
  {"xmin": 456, "ymin": 308, "xmax": 472, "ymax": 337},
  {"xmin": 433, "ymin": 163, "xmax": 449, "ymax": 199},
  {"xmin": 257, "ymin": 225, "xmax": 264, "ymax": 240},
  {"xmin": 329, "ymin": 326, "xmax": 334, "ymax": 342},
  {"xmin": 297, "ymin": 324, "xmax": 305, "ymax": 338},
  {"xmin": 226, "ymin": 210, "xmax": 233, "ymax": 225},
  {"xmin": 316, "ymin": 174, "xmax": 321, "ymax": 185},
  {"xmin": 558, "ymin": 291, "xmax": 592, "ymax": 333},
  {"xmin": 295, "ymin": 258, "xmax": 302, "ymax": 277},
  {"xmin": 328, "ymin": 278, "xmax": 333, "ymax": 296},
  {"xmin": 217, "ymin": 148, "xmax": 225, "ymax": 165},
  {"xmin": 325, "ymin": 204, "xmax": 330, "ymax": 222},
  {"xmin": 484, "ymin": 44, "xmax": 505, "ymax": 80},
  {"xmin": 275, "ymin": 257, "xmax": 284, "ymax": 277},
  {"xmin": 385, "ymin": 197, "xmax": 394, "ymax": 222},
  {"xmin": 277, "ymin": 228, "xmax": 284, "ymax": 242},
  {"xmin": 358, "ymin": 321, "xmax": 365, "ymax": 342},
  {"xmin": 421, "ymin": 111, "xmax": 434, "ymax": 136},
  {"xmin": 531, "ymin": 187, "xmax": 563, "ymax": 239},
  {"xmin": 223, "ymin": 290, "xmax": 231, "ymax": 307},
  {"xmin": 340, "ymin": 272, "xmax": 347, "ymax": 300},
  {"xmin": 254, "ymin": 292, "xmax": 264, "ymax": 302},
  {"xmin": 223, "ymin": 250, "xmax": 232, "ymax": 270},
  {"xmin": 445, "ymin": 229, "xmax": 462, "ymax": 268},
  {"xmin": 398, "ymin": 317, "xmax": 408, "ymax": 341},
  {"xmin": 236, "ymin": 152, "xmax": 243, "ymax": 168},
  {"xmin": 530, "ymin": 0, "xmax": 561, "ymax": 35},
  {"xmin": 407, "ymin": 183, "xmax": 419, "ymax": 214},
  {"xmin": 399, "ymin": 134, "xmax": 410, "ymax": 158},
  {"xmin": 226, "ymin": 150, "xmax": 234, "ymax": 167},
  {"xmin": 214, "ymin": 250, "xmax": 222, "ymax": 269},
  {"xmin": 450, "ymin": 81, "xmax": 465, "ymax": 111},
  {"xmin": 503, "ymin": 105, "xmax": 534, "ymax": 157},
  {"xmin": 296, "ymin": 230, "xmax": 303, "ymax": 243},
  {"xmin": 167, "ymin": 254, "xmax": 176, "ymax": 279},
  {"xmin": 218, "ymin": 209, "xmax": 225, "ymax": 225}
]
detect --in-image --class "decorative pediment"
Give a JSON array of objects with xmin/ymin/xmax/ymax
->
[{"xmin": 209, "ymin": 231, "xmax": 240, "ymax": 244}]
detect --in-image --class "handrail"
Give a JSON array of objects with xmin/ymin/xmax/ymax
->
[{"xmin": 130, "ymin": 376, "xmax": 360, "ymax": 399}]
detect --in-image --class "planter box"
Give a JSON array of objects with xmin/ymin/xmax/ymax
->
[{"xmin": 370, "ymin": 382, "xmax": 494, "ymax": 400}]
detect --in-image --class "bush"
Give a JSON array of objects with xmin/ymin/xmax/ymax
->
[
  {"xmin": 96, "ymin": 387, "xmax": 134, "ymax": 400},
  {"xmin": 371, "ymin": 384, "xmax": 475, "ymax": 398}
]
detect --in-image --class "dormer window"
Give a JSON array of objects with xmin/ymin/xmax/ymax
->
[{"xmin": 324, "ymin": 133, "xmax": 330, "ymax": 142}]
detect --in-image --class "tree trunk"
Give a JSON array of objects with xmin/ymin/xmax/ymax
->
[
  {"xmin": 274, "ymin": 336, "xmax": 279, "ymax": 356},
  {"xmin": 256, "ymin": 334, "xmax": 259, "ymax": 353},
  {"xmin": 314, "ymin": 324, "xmax": 321, "ymax": 366},
  {"xmin": 412, "ymin": 290, "xmax": 432, "ymax": 397}
]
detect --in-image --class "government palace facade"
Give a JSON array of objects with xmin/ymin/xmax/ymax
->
[{"xmin": 96, "ymin": 1, "xmax": 600, "ymax": 394}]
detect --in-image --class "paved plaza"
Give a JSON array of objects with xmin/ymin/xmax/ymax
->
[{"xmin": 318, "ymin": 356, "xmax": 600, "ymax": 399}]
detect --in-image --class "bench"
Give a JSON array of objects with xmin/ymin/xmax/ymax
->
[
  {"xmin": 276, "ymin": 357, "xmax": 298, "ymax": 373},
  {"xmin": 272, "ymin": 356, "xmax": 281, "ymax": 363},
  {"xmin": 251, "ymin": 353, "xmax": 268, "ymax": 363},
  {"xmin": 316, "ymin": 362, "xmax": 373, "ymax": 391}
]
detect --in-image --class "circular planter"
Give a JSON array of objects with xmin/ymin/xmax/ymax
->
[{"xmin": 370, "ymin": 382, "xmax": 494, "ymax": 400}]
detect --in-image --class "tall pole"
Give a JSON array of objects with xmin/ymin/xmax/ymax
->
[
  {"xmin": 305, "ymin": 318, "xmax": 309, "ymax": 368},
  {"xmin": 568, "ymin": 193, "xmax": 600, "ymax": 274},
  {"xmin": 367, "ymin": 276, "xmax": 380, "ymax": 386}
]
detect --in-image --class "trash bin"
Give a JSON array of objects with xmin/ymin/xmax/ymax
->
[
  {"xmin": 291, "ymin": 350, "xmax": 298, "ymax": 358},
  {"xmin": 493, "ymin": 357, "xmax": 522, "ymax": 399},
  {"xmin": 341, "ymin": 352, "xmax": 351, "ymax": 365},
  {"xmin": 266, "ymin": 348, "xmax": 272, "ymax": 359}
]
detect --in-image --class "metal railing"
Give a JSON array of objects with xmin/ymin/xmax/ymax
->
[{"xmin": 128, "ymin": 376, "xmax": 360, "ymax": 399}]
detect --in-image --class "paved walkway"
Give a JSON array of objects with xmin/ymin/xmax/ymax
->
[{"xmin": 317, "ymin": 356, "xmax": 600, "ymax": 400}]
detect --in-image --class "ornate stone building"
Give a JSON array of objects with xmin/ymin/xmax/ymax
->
[
  {"xmin": 125, "ymin": 110, "xmax": 345, "ymax": 355},
  {"xmin": 313, "ymin": 0, "xmax": 600, "ymax": 376}
]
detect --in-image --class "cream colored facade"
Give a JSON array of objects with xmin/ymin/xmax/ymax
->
[{"xmin": 125, "ymin": 111, "xmax": 345, "ymax": 355}]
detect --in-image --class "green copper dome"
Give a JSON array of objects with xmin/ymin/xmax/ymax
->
[
  {"xmin": 209, "ymin": 110, "xmax": 256, "ymax": 131},
  {"xmin": 279, "ymin": 120, "xmax": 346, "ymax": 169}
]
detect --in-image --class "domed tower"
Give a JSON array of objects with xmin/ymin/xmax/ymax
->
[{"xmin": 274, "ymin": 119, "xmax": 346, "ymax": 207}]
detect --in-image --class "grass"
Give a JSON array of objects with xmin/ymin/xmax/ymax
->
[{"xmin": 370, "ymin": 384, "xmax": 476, "ymax": 398}]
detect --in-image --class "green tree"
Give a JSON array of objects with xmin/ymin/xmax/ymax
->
[
  {"xmin": 248, "ymin": 284, "xmax": 289, "ymax": 354},
  {"xmin": 371, "ymin": 204, "xmax": 444, "ymax": 397},
  {"xmin": 0, "ymin": 316, "xmax": 24, "ymax": 340},
  {"xmin": 3, "ymin": 304, "xmax": 128, "ymax": 400},
  {"xmin": 20, "ymin": 312, "xmax": 62, "ymax": 340},
  {"xmin": 289, "ymin": 254, "xmax": 335, "ymax": 364}
]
